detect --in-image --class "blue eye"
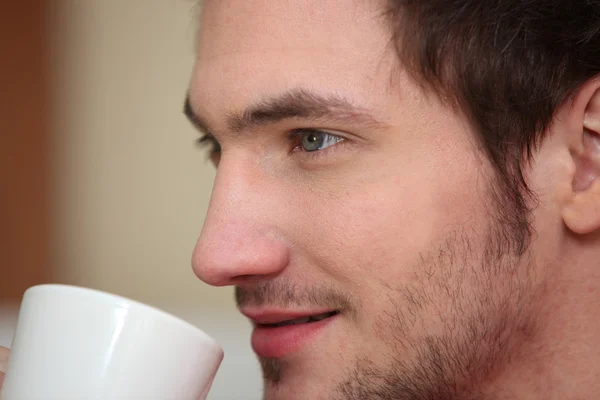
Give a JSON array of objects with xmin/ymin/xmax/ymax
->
[{"xmin": 296, "ymin": 129, "xmax": 344, "ymax": 152}]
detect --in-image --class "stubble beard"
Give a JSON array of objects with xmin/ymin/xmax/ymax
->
[
  {"xmin": 260, "ymin": 357, "xmax": 286, "ymax": 385},
  {"xmin": 254, "ymin": 224, "xmax": 541, "ymax": 400},
  {"xmin": 250, "ymin": 181, "xmax": 541, "ymax": 400},
  {"xmin": 333, "ymin": 220, "xmax": 541, "ymax": 400}
]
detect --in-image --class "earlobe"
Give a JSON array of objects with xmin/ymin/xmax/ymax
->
[
  {"xmin": 563, "ymin": 178, "xmax": 600, "ymax": 234},
  {"xmin": 562, "ymin": 81, "xmax": 600, "ymax": 235}
]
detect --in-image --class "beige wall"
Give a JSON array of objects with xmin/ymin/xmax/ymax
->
[
  {"xmin": 44, "ymin": 2, "xmax": 262, "ymax": 397},
  {"xmin": 51, "ymin": 0, "xmax": 232, "ymax": 306}
]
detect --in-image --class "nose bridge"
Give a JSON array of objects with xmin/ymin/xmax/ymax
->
[
  {"xmin": 204, "ymin": 154, "xmax": 270, "ymax": 229},
  {"xmin": 207, "ymin": 157, "xmax": 259, "ymax": 222},
  {"xmin": 192, "ymin": 157, "xmax": 289, "ymax": 286}
]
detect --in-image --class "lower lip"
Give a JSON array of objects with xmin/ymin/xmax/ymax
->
[{"xmin": 251, "ymin": 314, "xmax": 338, "ymax": 359}]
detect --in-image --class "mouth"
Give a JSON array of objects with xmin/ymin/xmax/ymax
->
[
  {"xmin": 257, "ymin": 310, "xmax": 340, "ymax": 328},
  {"xmin": 245, "ymin": 309, "xmax": 341, "ymax": 359}
]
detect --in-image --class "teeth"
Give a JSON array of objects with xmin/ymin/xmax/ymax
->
[{"xmin": 270, "ymin": 311, "xmax": 338, "ymax": 327}]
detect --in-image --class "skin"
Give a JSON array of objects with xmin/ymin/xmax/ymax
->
[
  {"xmin": 1, "ymin": 1, "xmax": 599, "ymax": 399},
  {"xmin": 187, "ymin": 0, "xmax": 600, "ymax": 399}
]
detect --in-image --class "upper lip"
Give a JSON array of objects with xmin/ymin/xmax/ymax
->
[{"xmin": 240, "ymin": 308, "xmax": 339, "ymax": 325}]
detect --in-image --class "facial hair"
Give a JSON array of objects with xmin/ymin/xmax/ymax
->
[
  {"xmin": 333, "ymin": 225, "xmax": 541, "ymax": 400},
  {"xmin": 236, "ymin": 279, "xmax": 359, "ymax": 387},
  {"xmin": 236, "ymin": 204, "xmax": 541, "ymax": 400}
]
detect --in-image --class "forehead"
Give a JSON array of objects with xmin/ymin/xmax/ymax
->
[
  {"xmin": 197, "ymin": 0, "xmax": 390, "ymax": 55},
  {"xmin": 190, "ymin": 0, "xmax": 397, "ymax": 123}
]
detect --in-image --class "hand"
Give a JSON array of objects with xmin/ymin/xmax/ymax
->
[{"xmin": 0, "ymin": 346, "xmax": 9, "ymax": 389}]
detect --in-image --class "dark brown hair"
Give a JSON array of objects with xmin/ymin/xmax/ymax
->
[{"xmin": 386, "ymin": 1, "xmax": 600, "ymax": 252}]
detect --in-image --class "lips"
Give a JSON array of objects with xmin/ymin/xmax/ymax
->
[{"xmin": 243, "ymin": 309, "xmax": 340, "ymax": 358}]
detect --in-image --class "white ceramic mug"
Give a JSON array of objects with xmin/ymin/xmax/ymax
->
[{"xmin": 0, "ymin": 284, "xmax": 223, "ymax": 400}]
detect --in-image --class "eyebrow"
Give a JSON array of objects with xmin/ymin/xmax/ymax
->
[{"xmin": 183, "ymin": 89, "xmax": 388, "ymax": 136}]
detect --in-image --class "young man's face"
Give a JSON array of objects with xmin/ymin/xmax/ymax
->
[{"xmin": 188, "ymin": 1, "xmax": 556, "ymax": 399}]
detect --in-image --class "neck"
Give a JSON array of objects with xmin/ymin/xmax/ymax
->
[{"xmin": 484, "ymin": 245, "xmax": 600, "ymax": 399}]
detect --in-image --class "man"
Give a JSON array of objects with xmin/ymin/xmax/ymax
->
[{"xmin": 2, "ymin": 0, "xmax": 600, "ymax": 399}]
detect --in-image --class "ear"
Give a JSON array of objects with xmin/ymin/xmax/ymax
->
[{"xmin": 562, "ymin": 76, "xmax": 600, "ymax": 234}]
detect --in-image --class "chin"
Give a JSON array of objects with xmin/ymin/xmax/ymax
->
[
  {"xmin": 261, "ymin": 364, "xmax": 337, "ymax": 400},
  {"xmin": 263, "ymin": 383, "xmax": 331, "ymax": 400}
]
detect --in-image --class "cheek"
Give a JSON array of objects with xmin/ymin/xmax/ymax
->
[{"xmin": 285, "ymin": 141, "xmax": 490, "ymax": 292}]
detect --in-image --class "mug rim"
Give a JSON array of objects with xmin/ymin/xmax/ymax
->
[{"xmin": 24, "ymin": 284, "xmax": 222, "ymax": 351}]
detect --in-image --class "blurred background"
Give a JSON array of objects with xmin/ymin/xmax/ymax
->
[{"xmin": 1, "ymin": 1, "xmax": 262, "ymax": 398}]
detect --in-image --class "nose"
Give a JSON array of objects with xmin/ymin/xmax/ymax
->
[{"xmin": 192, "ymin": 156, "xmax": 290, "ymax": 287}]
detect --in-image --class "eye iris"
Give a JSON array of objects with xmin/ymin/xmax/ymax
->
[{"xmin": 301, "ymin": 132, "xmax": 324, "ymax": 152}]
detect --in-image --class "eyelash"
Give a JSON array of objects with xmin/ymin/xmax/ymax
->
[
  {"xmin": 196, "ymin": 129, "xmax": 347, "ymax": 160},
  {"xmin": 196, "ymin": 134, "xmax": 221, "ymax": 154}
]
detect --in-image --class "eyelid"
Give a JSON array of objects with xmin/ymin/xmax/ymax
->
[{"xmin": 288, "ymin": 127, "xmax": 346, "ymax": 139}]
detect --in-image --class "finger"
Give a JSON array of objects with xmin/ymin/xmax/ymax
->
[{"xmin": 0, "ymin": 346, "xmax": 10, "ymax": 388}]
